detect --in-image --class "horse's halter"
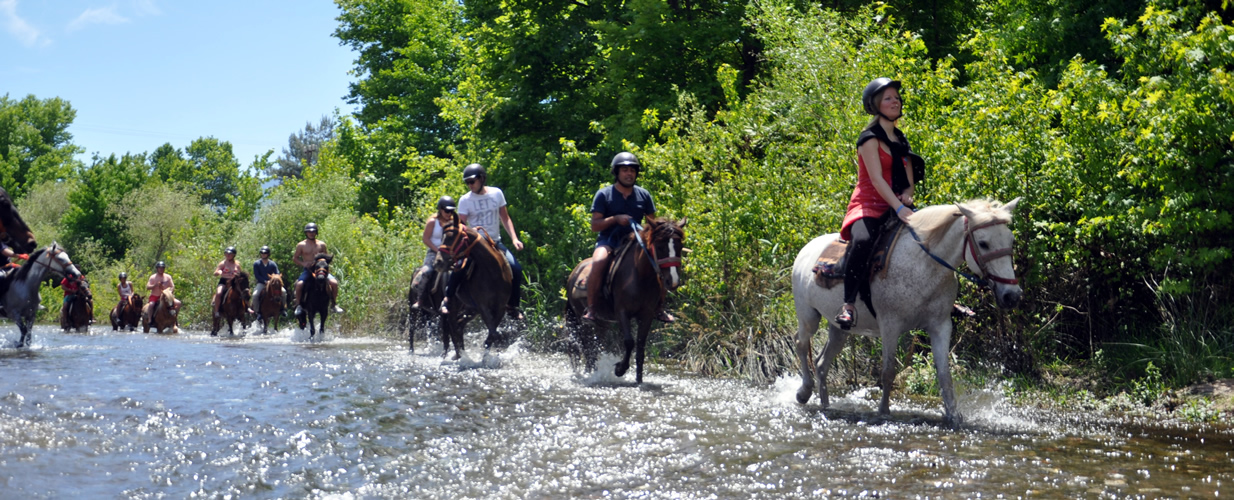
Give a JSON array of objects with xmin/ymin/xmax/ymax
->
[
  {"xmin": 33, "ymin": 244, "xmax": 80, "ymax": 278},
  {"xmin": 638, "ymin": 223, "xmax": 685, "ymax": 289},
  {"xmin": 963, "ymin": 218, "xmax": 1018, "ymax": 286},
  {"xmin": 311, "ymin": 259, "xmax": 330, "ymax": 279},
  {"xmin": 437, "ymin": 223, "xmax": 482, "ymax": 262}
]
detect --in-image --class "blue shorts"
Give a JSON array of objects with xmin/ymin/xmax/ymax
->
[{"xmin": 595, "ymin": 232, "xmax": 627, "ymax": 250}]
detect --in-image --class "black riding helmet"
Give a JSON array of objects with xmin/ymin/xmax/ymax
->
[
  {"xmin": 462, "ymin": 163, "xmax": 486, "ymax": 182},
  {"xmin": 437, "ymin": 195, "xmax": 457, "ymax": 212},
  {"xmin": 119, "ymin": 272, "xmax": 127, "ymax": 279},
  {"xmin": 304, "ymin": 222, "xmax": 318, "ymax": 233},
  {"xmin": 259, "ymin": 245, "xmax": 271, "ymax": 255},
  {"xmin": 155, "ymin": 261, "xmax": 166, "ymax": 269},
  {"xmin": 610, "ymin": 152, "xmax": 641, "ymax": 177},
  {"xmin": 224, "ymin": 246, "xmax": 237, "ymax": 255},
  {"xmin": 862, "ymin": 77, "xmax": 902, "ymax": 118}
]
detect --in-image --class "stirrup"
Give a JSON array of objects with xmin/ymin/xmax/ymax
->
[
  {"xmin": 439, "ymin": 299, "xmax": 450, "ymax": 315},
  {"xmin": 834, "ymin": 306, "xmax": 856, "ymax": 330},
  {"xmin": 656, "ymin": 310, "xmax": 675, "ymax": 323},
  {"xmin": 581, "ymin": 309, "xmax": 597, "ymax": 322},
  {"xmin": 952, "ymin": 303, "xmax": 976, "ymax": 319}
]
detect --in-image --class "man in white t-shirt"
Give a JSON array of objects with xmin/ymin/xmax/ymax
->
[{"xmin": 440, "ymin": 163, "xmax": 526, "ymax": 319}]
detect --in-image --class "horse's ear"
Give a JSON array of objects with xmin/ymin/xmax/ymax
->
[
  {"xmin": 1003, "ymin": 197, "xmax": 1022, "ymax": 214},
  {"xmin": 956, "ymin": 203, "xmax": 977, "ymax": 221},
  {"xmin": 678, "ymin": 217, "xmax": 688, "ymax": 228}
]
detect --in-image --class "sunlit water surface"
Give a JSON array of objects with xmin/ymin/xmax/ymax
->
[{"xmin": 1, "ymin": 325, "xmax": 1231, "ymax": 498}]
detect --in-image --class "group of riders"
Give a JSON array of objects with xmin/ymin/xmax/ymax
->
[
  {"xmin": 105, "ymin": 224, "xmax": 345, "ymax": 328},
  {"xmin": 5, "ymin": 77, "xmax": 959, "ymax": 334},
  {"xmin": 408, "ymin": 153, "xmax": 676, "ymax": 325}
]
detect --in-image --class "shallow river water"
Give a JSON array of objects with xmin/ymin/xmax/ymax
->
[{"xmin": 1, "ymin": 325, "xmax": 1231, "ymax": 498}]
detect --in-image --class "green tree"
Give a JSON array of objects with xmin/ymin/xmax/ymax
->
[
  {"xmin": 110, "ymin": 181, "xmax": 213, "ymax": 266},
  {"xmin": 61, "ymin": 153, "xmax": 151, "ymax": 260},
  {"xmin": 0, "ymin": 94, "xmax": 82, "ymax": 196},
  {"xmin": 150, "ymin": 138, "xmax": 263, "ymax": 221},
  {"xmin": 271, "ymin": 115, "xmax": 337, "ymax": 179}
]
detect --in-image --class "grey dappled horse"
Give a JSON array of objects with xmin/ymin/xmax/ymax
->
[
  {"xmin": 791, "ymin": 198, "xmax": 1022, "ymax": 426},
  {"xmin": 3, "ymin": 243, "xmax": 83, "ymax": 347}
]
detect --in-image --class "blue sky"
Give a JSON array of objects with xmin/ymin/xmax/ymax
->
[{"xmin": 1, "ymin": 0, "xmax": 356, "ymax": 168}]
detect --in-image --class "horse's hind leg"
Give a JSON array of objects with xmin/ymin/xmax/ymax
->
[
  {"xmin": 815, "ymin": 325, "xmax": 850, "ymax": 408},
  {"xmin": 794, "ymin": 308, "xmax": 822, "ymax": 404},
  {"xmin": 634, "ymin": 318, "xmax": 652, "ymax": 383}
]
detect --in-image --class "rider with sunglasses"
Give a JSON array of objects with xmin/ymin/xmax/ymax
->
[{"xmin": 439, "ymin": 163, "xmax": 526, "ymax": 320}]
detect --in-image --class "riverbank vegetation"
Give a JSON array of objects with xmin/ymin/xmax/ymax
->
[{"xmin": 4, "ymin": 0, "xmax": 1231, "ymax": 411}]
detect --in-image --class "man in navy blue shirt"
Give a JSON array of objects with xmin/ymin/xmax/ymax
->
[
  {"xmin": 249, "ymin": 246, "xmax": 282, "ymax": 319},
  {"xmin": 582, "ymin": 152, "xmax": 673, "ymax": 323}
]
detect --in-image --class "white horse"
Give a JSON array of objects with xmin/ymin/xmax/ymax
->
[
  {"xmin": 2, "ymin": 243, "xmax": 83, "ymax": 348},
  {"xmin": 791, "ymin": 198, "xmax": 1023, "ymax": 426}
]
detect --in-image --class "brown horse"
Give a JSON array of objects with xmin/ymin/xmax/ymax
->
[
  {"xmin": 0, "ymin": 186, "xmax": 36, "ymax": 254},
  {"xmin": 211, "ymin": 271, "xmax": 251, "ymax": 337},
  {"xmin": 143, "ymin": 288, "xmax": 179, "ymax": 334},
  {"xmin": 60, "ymin": 282, "xmax": 94, "ymax": 333},
  {"xmin": 296, "ymin": 254, "xmax": 333, "ymax": 340},
  {"xmin": 111, "ymin": 294, "xmax": 142, "ymax": 331},
  {"xmin": 406, "ymin": 266, "xmax": 445, "ymax": 352},
  {"xmin": 256, "ymin": 273, "xmax": 285, "ymax": 334},
  {"xmin": 434, "ymin": 213, "xmax": 512, "ymax": 359},
  {"xmin": 564, "ymin": 217, "xmax": 688, "ymax": 383}
]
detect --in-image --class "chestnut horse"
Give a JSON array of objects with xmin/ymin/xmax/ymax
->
[
  {"xmin": 211, "ymin": 271, "xmax": 251, "ymax": 337},
  {"xmin": 256, "ymin": 273, "xmax": 285, "ymax": 334},
  {"xmin": 563, "ymin": 217, "xmax": 688, "ymax": 383},
  {"xmin": 433, "ymin": 213, "xmax": 512, "ymax": 359},
  {"xmin": 142, "ymin": 288, "xmax": 179, "ymax": 334},
  {"xmin": 111, "ymin": 294, "xmax": 142, "ymax": 331},
  {"xmin": 295, "ymin": 254, "xmax": 332, "ymax": 340},
  {"xmin": 60, "ymin": 281, "xmax": 94, "ymax": 333}
]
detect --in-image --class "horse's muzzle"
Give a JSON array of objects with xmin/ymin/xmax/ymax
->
[{"xmin": 996, "ymin": 286, "xmax": 1022, "ymax": 309}]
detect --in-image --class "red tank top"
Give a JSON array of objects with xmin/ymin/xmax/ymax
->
[{"xmin": 841, "ymin": 147, "xmax": 905, "ymax": 240}]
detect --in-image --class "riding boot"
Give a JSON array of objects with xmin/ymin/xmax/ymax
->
[{"xmin": 581, "ymin": 287, "xmax": 599, "ymax": 322}]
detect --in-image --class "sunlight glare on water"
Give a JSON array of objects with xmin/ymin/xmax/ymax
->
[{"xmin": 1, "ymin": 325, "xmax": 1231, "ymax": 498}]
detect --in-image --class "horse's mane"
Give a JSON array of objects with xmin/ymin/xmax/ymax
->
[
  {"xmin": 12, "ymin": 247, "xmax": 47, "ymax": 282},
  {"xmin": 908, "ymin": 199, "xmax": 1013, "ymax": 250}
]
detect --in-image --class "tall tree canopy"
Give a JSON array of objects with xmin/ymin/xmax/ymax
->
[{"xmin": 0, "ymin": 94, "xmax": 82, "ymax": 197}]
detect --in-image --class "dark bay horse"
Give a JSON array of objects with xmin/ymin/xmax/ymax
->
[
  {"xmin": 2, "ymin": 244, "xmax": 82, "ymax": 347},
  {"xmin": 564, "ymin": 217, "xmax": 688, "ymax": 383},
  {"xmin": 296, "ymin": 254, "xmax": 332, "ymax": 340},
  {"xmin": 256, "ymin": 273, "xmax": 285, "ymax": 334},
  {"xmin": 0, "ymin": 186, "xmax": 36, "ymax": 254},
  {"xmin": 111, "ymin": 294, "xmax": 142, "ymax": 331},
  {"xmin": 406, "ymin": 266, "xmax": 445, "ymax": 352},
  {"xmin": 433, "ymin": 213, "xmax": 512, "ymax": 359},
  {"xmin": 142, "ymin": 289, "xmax": 179, "ymax": 334},
  {"xmin": 211, "ymin": 271, "xmax": 251, "ymax": 337},
  {"xmin": 60, "ymin": 281, "xmax": 94, "ymax": 333}
]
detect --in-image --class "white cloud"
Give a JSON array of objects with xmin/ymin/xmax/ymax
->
[
  {"xmin": 1, "ymin": 0, "xmax": 44, "ymax": 47},
  {"xmin": 67, "ymin": 6, "xmax": 130, "ymax": 32},
  {"xmin": 130, "ymin": 0, "xmax": 160, "ymax": 16}
]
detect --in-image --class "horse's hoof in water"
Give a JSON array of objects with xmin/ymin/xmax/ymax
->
[
  {"xmin": 614, "ymin": 361, "xmax": 629, "ymax": 378},
  {"xmin": 796, "ymin": 385, "xmax": 813, "ymax": 404}
]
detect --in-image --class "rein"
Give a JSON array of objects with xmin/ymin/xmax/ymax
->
[
  {"xmin": 438, "ymin": 224, "xmax": 482, "ymax": 260},
  {"xmin": 903, "ymin": 209, "xmax": 1018, "ymax": 288}
]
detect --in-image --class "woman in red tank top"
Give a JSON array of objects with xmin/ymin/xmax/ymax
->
[{"xmin": 835, "ymin": 78, "xmax": 917, "ymax": 329}]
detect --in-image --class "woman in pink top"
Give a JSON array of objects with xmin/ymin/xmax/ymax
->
[
  {"xmin": 212, "ymin": 246, "xmax": 240, "ymax": 318},
  {"xmin": 835, "ymin": 78, "xmax": 918, "ymax": 329}
]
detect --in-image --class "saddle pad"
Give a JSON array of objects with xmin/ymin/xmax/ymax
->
[
  {"xmin": 812, "ymin": 239, "xmax": 848, "ymax": 289},
  {"xmin": 574, "ymin": 260, "xmax": 594, "ymax": 292}
]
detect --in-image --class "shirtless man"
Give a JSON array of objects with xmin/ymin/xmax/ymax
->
[
  {"xmin": 143, "ymin": 261, "xmax": 181, "ymax": 323},
  {"xmin": 292, "ymin": 222, "xmax": 342, "ymax": 315}
]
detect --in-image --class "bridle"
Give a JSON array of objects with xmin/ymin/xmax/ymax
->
[
  {"xmin": 963, "ymin": 218, "xmax": 1018, "ymax": 286},
  {"xmin": 30, "ymin": 244, "xmax": 78, "ymax": 277},
  {"xmin": 905, "ymin": 211, "xmax": 1018, "ymax": 288},
  {"xmin": 437, "ymin": 223, "xmax": 483, "ymax": 262},
  {"xmin": 643, "ymin": 226, "xmax": 683, "ymax": 271}
]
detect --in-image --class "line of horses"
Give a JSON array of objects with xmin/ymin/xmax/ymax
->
[{"xmin": 2, "ymin": 183, "xmax": 1024, "ymax": 426}]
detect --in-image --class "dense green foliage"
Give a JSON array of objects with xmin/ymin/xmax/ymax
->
[{"xmin": 8, "ymin": 0, "xmax": 1232, "ymax": 396}]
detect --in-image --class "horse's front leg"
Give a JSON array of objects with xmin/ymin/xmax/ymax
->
[
  {"xmin": 794, "ymin": 308, "xmax": 822, "ymax": 404},
  {"xmin": 634, "ymin": 315, "xmax": 653, "ymax": 384},
  {"xmin": 877, "ymin": 330, "xmax": 902, "ymax": 416},
  {"xmin": 614, "ymin": 314, "xmax": 635, "ymax": 378},
  {"xmin": 929, "ymin": 320, "xmax": 962, "ymax": 426}
]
